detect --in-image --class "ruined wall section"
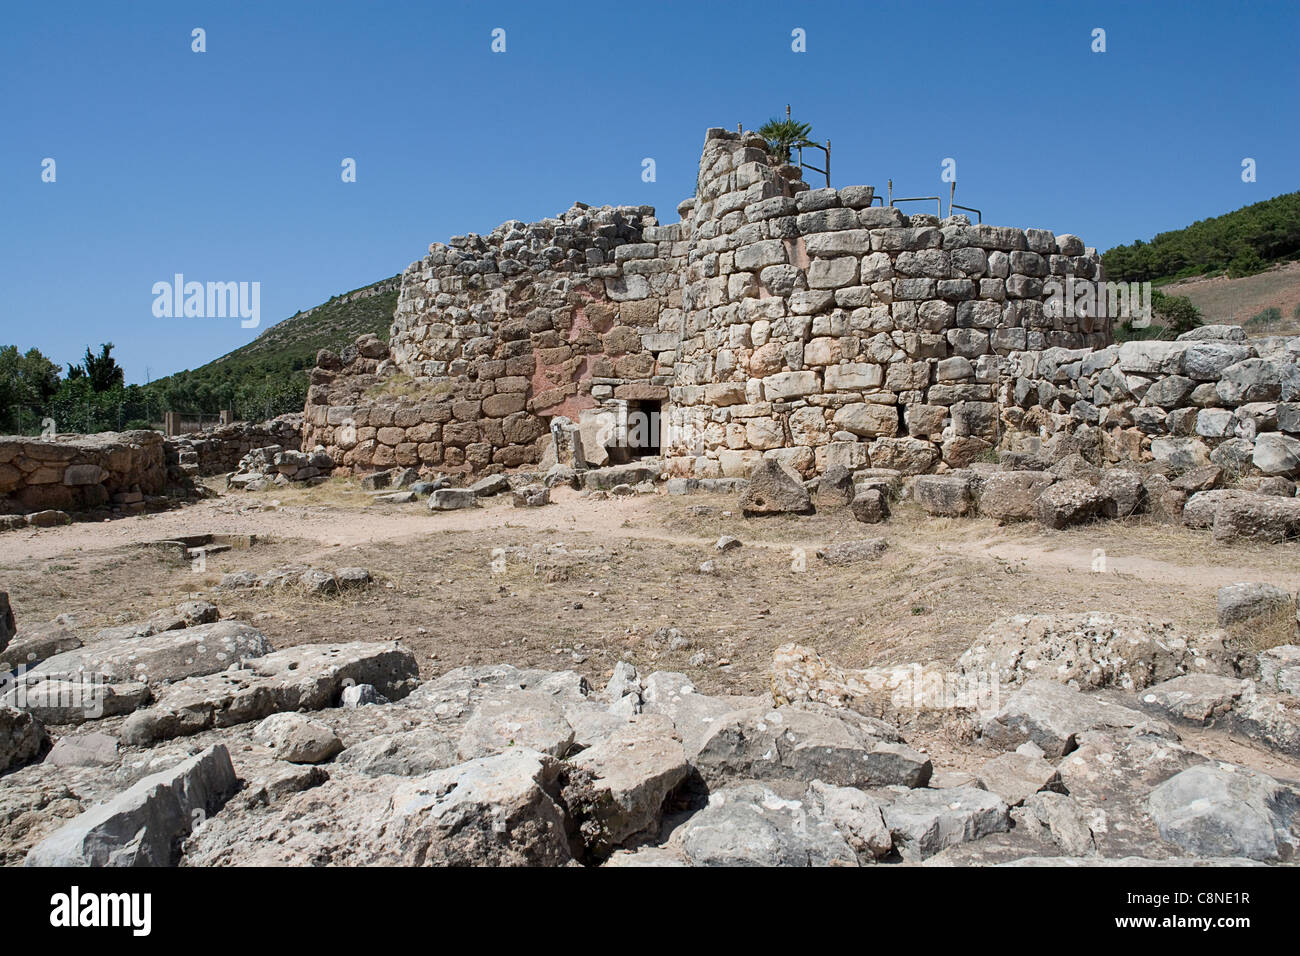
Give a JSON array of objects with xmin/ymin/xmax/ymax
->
[
  {"xmin": 0, "ymin": 431, "xmax": 166, "ymax": 517},
  {"xmin": 664, "ymin": 127, "xmax": 1106, "ymax": 480},
  {"xmin": 303, "ymin": 203, "xmax": 688, "ymax": 473},
  {"xmin": 998, "ymin": 334, "xmax": 1300, "ymax": 476}
]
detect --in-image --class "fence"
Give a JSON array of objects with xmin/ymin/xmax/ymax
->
[{"xmin": 6, "ymin": 403, "xmax": 152, "ymax": 437}]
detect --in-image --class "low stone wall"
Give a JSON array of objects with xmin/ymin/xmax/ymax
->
[
  {"xmin": 165, "ymin": 415, "xmax": 304, "ymax": 477},
  {"xmin": 1000, "ymin": 329, "xmax": 1300, "ymax": 476},
  {"xmin": 0, "ymin": 431, "xmax": 166, "ymax": 516}
]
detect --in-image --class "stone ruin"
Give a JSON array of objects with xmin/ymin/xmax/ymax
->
[
  {"xmin": 303, "ymin": 126, "xmax": 1113, "ymax": 481},
  {"xmin": 302, "ymin": 127, "xmax": 1300, "ymax": 491},
  {"xmin": 6, "ymin": 125, "xmax": 1300, "ymax": 527}
]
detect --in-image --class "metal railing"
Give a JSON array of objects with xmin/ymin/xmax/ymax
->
[
  {"xmin": 795, "ymin": 141, "xmax": 831, "ymax": 188},
  {"xmin": 948, "ymin": 182, "xmax": 982, "ymax": 223},
  {"xmin": 884, "ymin": 180, "xmax": 983, "ymax": 222}
]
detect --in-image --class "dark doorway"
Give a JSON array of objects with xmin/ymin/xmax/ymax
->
[{"xmin": 625, "ymin": 399, "xmax": 662, "ymax": 458}]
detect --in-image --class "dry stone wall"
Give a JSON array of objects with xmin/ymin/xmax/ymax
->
[
  {"xmin": 664, "ymin": 129, "xmax": 1103, "ymax": 479},
  {"xmin": 165, "ymin": 414, "xmax": 303, "ymax": 477},
  {"xmin": 301, "ymin": 126, "xmax": 1107, "ymax": 480},
  {"xmin": 298, "ymin": 125, "xmax": 1300, "ymax": 486},
  {"xmin": 999, "ymin": 329, "xmax": 1300, "ymax": 476},
  {"xmin": 0, "ymin": 431, "xmax": 166, "ymax": 517},
  {"xmin": 304, "ymin": 203, "xmax": 685, "ymax": 473}
]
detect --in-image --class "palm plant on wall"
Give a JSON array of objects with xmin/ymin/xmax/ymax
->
[{"xmin": 757, "ymin": 116, "xmax": 814, "ymax": 165}]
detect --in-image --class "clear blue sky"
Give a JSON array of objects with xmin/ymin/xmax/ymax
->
[{"xmin": 2, "ymin": 0, "xmax": 1297, "ymax": 384}]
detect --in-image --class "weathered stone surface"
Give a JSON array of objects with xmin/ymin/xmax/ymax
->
[
  {"xmin": 1035, "ymin": 479, "xmax": 1105, "ymax": 529},
  {"xmin": 0, "ymin": 678, "xmax": 149, "ymax": 725},
  {"xmin": 958, "ymin": 612, "xmax": 1205, "ymax": 691},
  {"xmin": 1217, "ymin": 582, "xmax": 1295, "ymax": 629},
  {"xmin": 336, "ymin": 727, "xmax": 459, "ymax": 777},
  {"xmin": 849, "ymin": 489, "xmax": 889, "ymax": 523},
  {"xmin": 739, "ymin": 458, "xmax": 813, "ymax": 516},
  {"xmin": 882, "ymin": 786, "xmax": 1010, "ymax": 861},
  {"xmin": 976, "ymin": 752, "xmax": 1064, "ymax": 807},
  {"xmin": 1138, "ymin": 674, "xmax": 1246, "ymax": 726},
  {"xmin": 1259, "ymin": 645, "xmax": 1300, "ymax": 695},
  {"xmin": 564, "ymin": 713, "xmax": 688, "ymax": 856},
  {"xmin": 429, "ymin": 488, "xmax": 478, "ymax": 511},
  {"xmin": 456, "ymin": 687, "xmax": 575, "ymax": 761},
  {"xmin": 815, "ymin": 538, "xmax": 888, "ymax": 566},
  {"xmin": 1147, "ymin": 763, "xmax": 1300, "ymax": 862},
  {"xmin": 867, "ymin": 437, "xmax": 939, "ymax": 476},
  {"xmin": 469, "ymin": 474, "xmax": 510, "ymax": 497},
  {"xmin": 120, "ymin": 642, "xmax": 419, "ymax": 745},
  {"xmin": 1213, "ymin": 494, "xmax": 1300, "ymax": 542},
  {"xmin": 1057, "ymin": 728, "xmax": 1207, "ymax": 859},
  {"xmin": 677, "ymin": 784, "xmax": 857, "ymax": 867},
  {"xmin": 913, "ymin": 474, "xmax": 973, "ymax": 516},
  {"xmin": 184, "ymin": 748, "xmax": 574, "ymax": 866},
  {"xmin": 0, "ymin": 705, "xmax": 48, "ymax": 772},
  {"xmin": 25, "ymin": 745, "xmax": 237, "ymax": 866},
  {"xmin": 44, "ymin": 731, "xmax": 118, "ymax": 768},
  {"xmin": 253, "ymin": 712, "xmax": 344, "ymax": 764},
  {"xmin": 639, "ymin": 671, "xmax": 763, "ymax": 755},
  {"xmin": 815, "ymin": 465, "xmax": 855, "ymax": 507},
  {"xmin": 982, "ymin": 680, "xmax": 1174, "ymax": 757},
  {"xmin": 804, "ymin": 779, "xmax": 892, "ymax": 861},
  {"xmin": 1098, "ymin": 469, "xmax": 1145, "ymax": 518},
  {"xmin": 691, "ymin": 702, "xmax": 931, "ymax": 789},
  {"xmin": 1253, "ymin": 433, "xmax": 1300, "ymax": 476},
  {"xmin": 32, "ymin": 620, "xmax": 273, "ymax": 687},
  {"xmin": 0, "ymin": 621, "xmax": 82, "ymax": 670},
  {"xmin": 1182, "ymin": 489, "xmax": 1250, "ymax": 529},
  {"xmin": 512, "ymin": 484, "xmax": 550, "ymax": 507},
  {"xmin": 977, "ymin": 471, "xmax": 1054, "ymax": 522}
]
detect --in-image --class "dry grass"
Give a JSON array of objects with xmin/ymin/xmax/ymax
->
[
  {"xmin": 1164, "ymin": 260, "xmax": 1300, "ymax": 330},
  {"xmin": 363, "ymin": 374, "xmax": 454, "ymax": 402},
  {"xmin": 6, "ymin": 489, "xmax": 1300, "ymax": 702}
]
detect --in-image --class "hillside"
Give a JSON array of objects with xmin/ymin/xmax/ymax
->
[
  {"xmin": 143, "ymin": 276, "xmax": 400, "ymax": 420},
  {"xmin": 1102, "ymin": 191, "xmax": 1300, "ymax": 283},
  {"xmin": 1162, "ymin": 260, "xmax": 1300, "ymax": 335}
]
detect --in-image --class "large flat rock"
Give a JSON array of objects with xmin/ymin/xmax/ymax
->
[
  {"xmin": 32, "ymin": 620, "xmax": 272, "ymax": 686},
  {"xmin": 691, "ymin": 701, "xmax": 931, "ymax": 789},
  {"xmin": 24, "ymin": 745, "xmax": 237, "ymax": 866},
  {"xmin": 982, "ymin": 680, "xmax": 1175, "ymax": 757},
  {"xmin": 119, "ymin": 642, "xmax": 419, "ymax": 745}
]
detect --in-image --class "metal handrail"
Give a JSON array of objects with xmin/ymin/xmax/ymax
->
[
  {"xmin": 886, "ymin": 179, "xmax": 940, "ymax": 217},
  {"xmin": 948, "ymin": 182, "xmax": 981, "ymax": 222},
  {"xmin": 795, "ymin": 141, "xmax": 831, "ymax": 188}
]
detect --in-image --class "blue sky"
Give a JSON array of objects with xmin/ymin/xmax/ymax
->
[{"xmin": 2, "ymin": 0, "xmax": 1297, "ymax": 384}]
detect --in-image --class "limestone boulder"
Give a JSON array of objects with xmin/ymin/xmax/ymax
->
[
  {"xmin": 677, "ymin": 784, "xmax": 857, "ymax": 867},
  {"xmin": 739, "ymin": 458, "xmax": 813, "ymax": 516},
  {"xmin": 25, "ymin": 745, "xmax": 237, "ymax": 866}
]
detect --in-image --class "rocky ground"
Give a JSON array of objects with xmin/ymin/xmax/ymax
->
[{"xmin": 2, "ymin": 470, "xmax": 1299, "ymax": 866}]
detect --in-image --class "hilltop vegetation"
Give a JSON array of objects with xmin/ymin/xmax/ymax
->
[
  {"xmin": 1103, "ymin": 192, "xmax": 1300, "ymax": 283},
  {"xmin": 143, "ymin": 277, "xmax": 399, "ymax": 422},
  {"xmin": 0, "ymin": 277, "xmax": 398, "ymax": 435}
]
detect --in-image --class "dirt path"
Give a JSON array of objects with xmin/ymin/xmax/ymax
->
[{"xmin": 5, "ymin": 488, "xmax": 1291, "ymax": 604}]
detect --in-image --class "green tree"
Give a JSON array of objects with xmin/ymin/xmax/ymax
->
[
  {"xmin": 1151, "ymin": 290, "xmax": 1203, "ymax": 336},
  {"xmin": 71, "ymin": 342, "xmax": 126, "ymax": 392},
  {"xmin": 757, "ymin": 117, "xmax": 814, "ymax": 164},
  {"xmin": 0, "ymin": 345, "xmax": 62, "ymax": 431}
]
